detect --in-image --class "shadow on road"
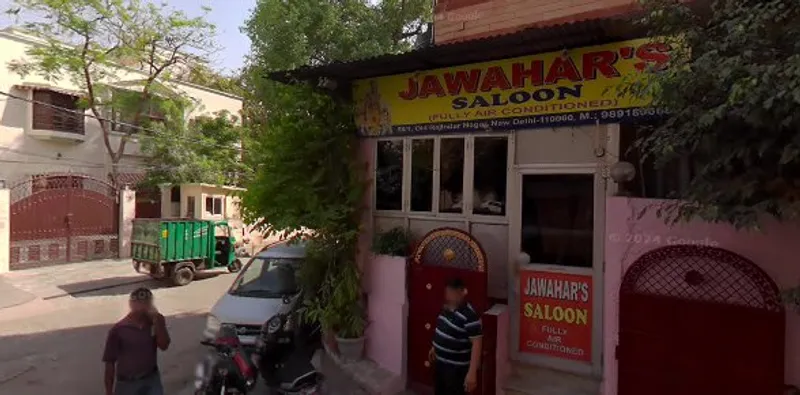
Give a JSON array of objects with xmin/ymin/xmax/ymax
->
[
  {"xmin": 0, "ymin": 312, "xmax": 208, "ymax": 395},
  {"xmin": 57, "ymin": 271, "xmax": 228, "ymax": 298}
]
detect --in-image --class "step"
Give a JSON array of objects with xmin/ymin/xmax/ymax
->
[{"xmin": 503, "ymin": 363, "xmax": 600, "ymax": 395}]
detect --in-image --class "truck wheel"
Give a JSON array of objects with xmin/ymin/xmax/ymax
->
[
  {"xmin": 227, "ymin": 259, "xmax": 242, "ymax": 273},
  {"xmin": 171, "ymin": 264, "xmax": 195, "ymax": 286}
]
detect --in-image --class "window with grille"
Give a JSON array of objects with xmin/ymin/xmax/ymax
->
[{"xmin": 32, "ymin": 89, "xmax": 85, "ymax": 135}]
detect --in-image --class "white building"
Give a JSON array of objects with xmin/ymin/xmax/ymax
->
[{"xmin": 0, "ymin": 27, "xmax": 243, "ymax": 269}]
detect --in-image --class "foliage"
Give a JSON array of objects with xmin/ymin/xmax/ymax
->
[
  {"xmin": 298, "ymin": 238, "xmax": 366, "ymax": 338},
  {"xmin": 139, "ymin": 110, "xmax": 250, "ymax": 187},
  {"xmin": 241, "ymin": 0, "xmax": 431, "ymax": 337},
  {"xmin": 7, "ymin": 0, "xmax": 216, "ymax": 185},
  {"xmin": 244, "ymin": 0, "xmax": 430, "ymax": 72},
  {"xmin": 618, "ymin": 0, "xmax": 800, "ymax": 229},
  {"xmin": 372, "ymin": 227, "xmax": 412, "ymax": 257}
]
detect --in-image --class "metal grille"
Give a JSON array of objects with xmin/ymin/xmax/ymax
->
[
  {"xmin": 9, "ymin": 173, "xmax": 119, "ymax": 269},
  {"xmin": 412, "ymin": 228, "xmax": 486, "ymax": 272},
  {"xmin": 621, "ymin": 245, "xmax": 782, "ymax": 312}
]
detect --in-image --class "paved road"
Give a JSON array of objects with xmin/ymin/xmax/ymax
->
[{"xmin": 0, "ymin": 270, "xmax": 234, "ymax": 395}]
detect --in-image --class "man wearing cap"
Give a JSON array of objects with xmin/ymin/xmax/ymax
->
[{"xmin": 103, "ymin": 287, "xmax": 171, "ymax": 395}]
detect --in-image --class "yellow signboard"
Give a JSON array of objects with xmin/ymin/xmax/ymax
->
[{"xmin": 353, "ymin": 38, "xmax": 671, "ymax": 137}]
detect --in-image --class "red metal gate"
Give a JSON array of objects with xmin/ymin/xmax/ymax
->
[
  {"xmin": 9, "ymin": 174, "xmax": 120, "ymax": 269},
  {"xmin": 407, "ymin": 228, "xmax": 492, "ymax": 395},
  {"xmin": 618, "ymin": 245, "xmax": 784, "ymax": 395}
]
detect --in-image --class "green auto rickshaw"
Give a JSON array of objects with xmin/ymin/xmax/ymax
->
[{"xmin": 131, "ymin": 219, "xmax": 243, "ymax": 286}]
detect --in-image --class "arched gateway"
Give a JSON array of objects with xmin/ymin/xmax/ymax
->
[
  {"xmin": 406, "ymin": 227, "xmax": 490, "ymax": 395},
  {"xmin": 618, "ymin": 245, "xmax": 784, "ymax": 395}
]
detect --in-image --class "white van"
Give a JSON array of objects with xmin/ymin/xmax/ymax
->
[{"xmin": 203, "ymin": 241, "xmax": 305, "ymax": 345}]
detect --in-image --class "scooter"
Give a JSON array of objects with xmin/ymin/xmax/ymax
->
[
  {"xmin": 253, "ymin": 312, "xmax": 322, "ymax": 395},
  {"xmin": 195, "ymin": 324, "xmax": 258, "ymax": 394}
]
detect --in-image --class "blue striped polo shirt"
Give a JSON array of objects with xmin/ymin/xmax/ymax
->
[{"xmin": 432, "ymin": 302, "xmax": 482, "ymax": 366}]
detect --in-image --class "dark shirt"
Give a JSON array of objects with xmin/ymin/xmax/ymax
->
[
  {"xmin": 102, "ymin": 317, "xmax": 158, "ymax": 379},
  {"xmin": 432, "ymin": 302, "xmax": 482, "ymax": 366}
]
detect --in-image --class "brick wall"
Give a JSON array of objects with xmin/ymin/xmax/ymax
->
[{"xmin": 434, "ymin": 0, "xmax": 638, "ymax": 44}]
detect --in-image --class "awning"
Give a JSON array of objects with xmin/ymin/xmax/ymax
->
[
  {"xmin": 267, "ymin": 15, "xmax": 647, "ymax": 88},
  {"xmin": 114, "ymin": 172, "xmax": 147, "ymax": 188},
  {"xmin": 14, "ymin": 82, "xmax": 84, "ymax": 97}
]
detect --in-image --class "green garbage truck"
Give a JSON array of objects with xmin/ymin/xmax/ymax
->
[{"xmin": 131, "ymin": 219, "xmax": 242, "ymax": 286}]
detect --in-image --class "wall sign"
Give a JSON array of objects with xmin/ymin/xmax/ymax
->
[
  {"xmin": 519, "ymin": 270, "xmax": 592, "ymax": 362},
  {"xmin": 353, "ymin": 38, "xmax": 671, "ymax": 137}
]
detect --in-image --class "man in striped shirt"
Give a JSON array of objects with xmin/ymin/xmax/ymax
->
[{"xmin": 428, "ymin": 277, "xmax": 482, "ymax": 395}]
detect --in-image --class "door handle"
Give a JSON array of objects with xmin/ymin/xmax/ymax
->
[
  {"xmin": 426, "ymin": 283, "xmax": 432, "ymax": 290},
  {"xmin": 424, "ymin": 361, "xmax": 430, "ymax": 368}
]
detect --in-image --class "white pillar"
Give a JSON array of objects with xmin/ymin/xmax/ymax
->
[
  {"xmin": 0, "ymin": 186, "xmax": 9, "ymax": 273},
  {"xmin": 118, "ymin": 187, "xmax": 136, "ymax": 259}
]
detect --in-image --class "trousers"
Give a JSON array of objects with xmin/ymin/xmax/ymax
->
[
  {"xmin": 114, "ymin": 371, "xmax": 164, "ymax": 395},
  {"xmin": 434, "ymin": 360, "xmax": 468, "ymax": 395}
]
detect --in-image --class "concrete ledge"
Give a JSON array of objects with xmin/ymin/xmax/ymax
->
[{"xmin": 322, "ymin": 344, "xmax": 405, "ymax": 395}]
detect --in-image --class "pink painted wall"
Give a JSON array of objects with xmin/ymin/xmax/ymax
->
[
  {"xmin": 364, "ymin": 253, "xmax": 408, "ymax": 383},
  {"xmin": 603, "ymin": 197, "xmax": 800, "ymax": 395}
]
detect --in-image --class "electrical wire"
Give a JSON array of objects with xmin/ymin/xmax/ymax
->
[{"xmin": 0, "ymin": 89, "xmax": 247, "ymax": 152}]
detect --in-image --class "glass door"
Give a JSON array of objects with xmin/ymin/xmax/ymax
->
[
  {"xmin": 511, "ymin": 169, "xmax": 603, "ymax": 377},
  {"xmin": 520, "ymin": 174, "xmax": 594, "ymax": 268}
]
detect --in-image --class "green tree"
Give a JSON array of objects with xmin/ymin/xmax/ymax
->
[
  {"xmin": 7, "ymin": 0, "xmax": 216, "ymax": 185},
  {"xmin": 140, "ymin": 110, "xmax": 250, "ymax": 187},
  {"xmin": 621, "ymin": 0, "xmax": 800, "ymax": 229},
  {"xmin": 240, "ymin": 0, "xmax": 431, "ymax": 335},
  {"xmin": 185, "ymin": 63, "xmax": 245, "ymax": 97}
]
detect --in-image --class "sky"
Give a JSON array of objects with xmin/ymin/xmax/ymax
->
[{"xmin": 0, "ymin": 0, "xmax": 258, "ymax": 74}]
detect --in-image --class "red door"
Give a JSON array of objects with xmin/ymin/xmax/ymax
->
[
  {"xmin": 618, "ymin": 245, "xmax": 785, "ymax": 395},
  {"xmin": 406, "ymin": 228, "xmax": 490, "ymax": 395}
]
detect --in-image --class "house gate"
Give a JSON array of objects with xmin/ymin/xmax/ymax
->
[
  {"xmin": 618, "ymin": 245, "xmax": 784, "ymax": 395},
  {"xmin": 407, "ymin": 227, "xmax": 492, "ymax": 395},
  {"xmin": 9, "ymin": 173, "xmax": 120, "ymax": 269}
]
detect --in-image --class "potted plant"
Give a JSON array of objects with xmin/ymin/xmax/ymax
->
[
  {"xmin": 298, "ymin": 239, "xmax": 367, "ymax": 361},
  {"xmin": 329, "ymin": 259, "xmax": 367, "ymax": 361},
  {"xmin": 372, "ymin": 227, "xmax": 412, "ymax": 257}
]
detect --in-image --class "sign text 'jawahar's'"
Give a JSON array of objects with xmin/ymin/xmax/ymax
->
[
  {"xmin": 519, "ymin": 271, "xmax": 592, "ymax": 363},
  {"xmin": 353, "ymin": 38, "xmax": 671, "ymax": 137}
]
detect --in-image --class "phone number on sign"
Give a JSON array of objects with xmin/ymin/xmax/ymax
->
[
  {"xmin": 607, "ymin": 233, "xmax": 719, "ymax": 247},
  {"xmin": 598, "ymin": 107, "xmax": 668, "ymax": 120}
]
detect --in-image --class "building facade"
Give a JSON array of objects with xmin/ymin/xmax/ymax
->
[
  {"xmin": 434, "ymin": 0, "xmax": 638, "ymax": 44},
  {"xmin": 0, "ymin": 27, "xmax": 242, "ymax": 270},
  {"xmin": 270, "ymin": 3, "xmax": 797, "ymax": 395}
]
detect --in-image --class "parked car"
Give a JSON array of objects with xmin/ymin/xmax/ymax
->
[
  {"xmin": 131, "ymin": 219, "xmax": 243, "ymax": 286},
  {"xmin": 203, "ymin": 241, "xmax": 306, "ymax": 346}
]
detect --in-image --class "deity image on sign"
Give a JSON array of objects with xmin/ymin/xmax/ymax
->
[{"xmin": 356, "ymin": 79, "xmax": 392, "ymax": 136}]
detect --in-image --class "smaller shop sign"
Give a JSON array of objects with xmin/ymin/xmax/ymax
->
[{"xmin": 519, "ymin": 270, "xmax": 592, "ymax": 362}]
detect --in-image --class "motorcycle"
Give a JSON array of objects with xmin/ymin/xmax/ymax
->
[
  {"xmin": 195, "ymin": 324, "xmax": 258, "ymax": 394},
  {"xmin": 253, "ymin": 311, "xmax": 323, "ymax": 395}
]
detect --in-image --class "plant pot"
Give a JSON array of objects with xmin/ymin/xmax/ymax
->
[{"xmin": 335, "ymin": 335, "xmax": 365, "ymax": 362}]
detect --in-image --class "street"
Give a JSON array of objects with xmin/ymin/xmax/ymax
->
[{"xmin": 0, "ymin": 268, "xmax": 233, "ymax": 395}]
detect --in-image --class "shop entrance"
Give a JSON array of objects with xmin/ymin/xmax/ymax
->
[
  {"xmin": 510, "ymin": 168, "xmax": 604, "ymax": 378},
  {"xmin": 407, "ymin": 228, "xmax": 490, "ymax": 395},
  {"xmin": 618, "ymin": 245, "xmax": 784, "ymax": 395}
]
